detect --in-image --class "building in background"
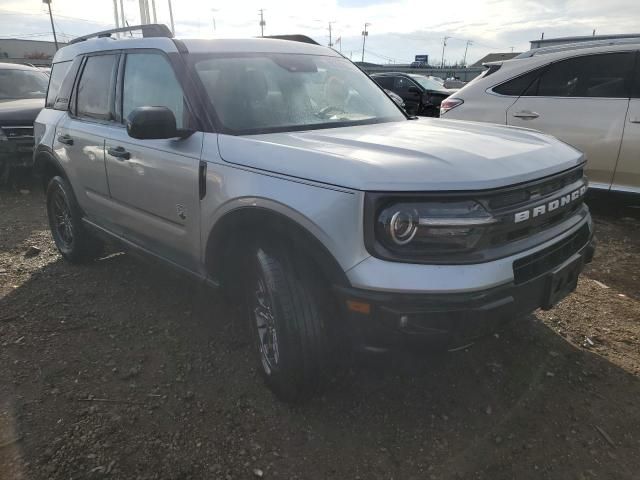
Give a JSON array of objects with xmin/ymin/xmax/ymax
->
[
  {"xmin": 0, "ymin": 39, "xmax": 65, "ymax": 67},
  {"xmin": 530, "ymin": 33, "xmax": 640, "ymax": 50}
]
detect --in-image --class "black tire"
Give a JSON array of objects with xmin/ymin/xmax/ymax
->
[
  {"xmin": 246, "ymin": 244, "xmax": 329, "ymax": 402},
  {"xmin": 46, "ymin": 176, "xmax": 103, "ymax": 263}
]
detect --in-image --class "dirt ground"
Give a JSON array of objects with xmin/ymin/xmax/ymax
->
[{"xmin": 1, "ymin": 184, "xmax": 639, "ymax": 480}]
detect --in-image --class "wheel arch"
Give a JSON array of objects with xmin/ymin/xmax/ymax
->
[
  {"xmin": 205, "ymin": 205, "xmax": 350, "ymax": 289},
  {"xmin": 34, "ymin": 145, "xmax": 68, "ymax": 192}
]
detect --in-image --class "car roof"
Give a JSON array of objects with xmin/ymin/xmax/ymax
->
[
  {"xmin": 0, "ymin": 62, "xmax": 41, "ymax": 71},
  {"xmin": 515, "ymin": 38, "xmax": 640, "ymax": 59},
  {"xmin": 52, "ymin": 36, "xmax": 339, "ymax": 64}
]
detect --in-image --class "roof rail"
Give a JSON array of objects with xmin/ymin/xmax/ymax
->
[
  {"xmin": 515, "ymin": 37, "xmax": 640, "ymax": 59},
  {"xmin": 69, "ymin": 24, "xmax": 173, "ymax": 45}
]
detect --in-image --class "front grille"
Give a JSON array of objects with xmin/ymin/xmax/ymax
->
[
  {"xmin": 513, "ymin": 223, "xmax": 590, "ymax": 284},
  {"xmin": 480, "ymin": 166, "xmax": 587, "ymax": 247},
  {"xmin": 1, "ymin": 125, "xmax": 34, "ymax": 139}
]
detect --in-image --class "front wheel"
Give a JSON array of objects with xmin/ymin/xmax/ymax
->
[
  {"xmin": 247, "ymin": 245, "xmax": 329, "ymax": 402},
  {"xmin": 46, "ymin": 176, "xmax": 103, "ymax": 263}
]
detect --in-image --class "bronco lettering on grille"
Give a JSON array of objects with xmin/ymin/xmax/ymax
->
[{"xmin": 514, "ymin": 185, "xmax": 586, "ymax": 223}]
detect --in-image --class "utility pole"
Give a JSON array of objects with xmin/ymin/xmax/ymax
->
[
  {"xmin": 462, "ymin": 40, "xmax": 473, "ymax": 66},
  {"xmin": 361, "ymin": 23, "xmax": 370, "ymax": 63},
  {"xmin": 151, "ymin": 0, "xmax": 157, "ymax": 23},
  {"xmin": 113, "ymin": 0, "xmax": 120, "ymax": 29},
  {"xmin": 328, "ymin": 21, "xmax": 335, "ymax": 47},
  {"xmin": 167, "ymin": 0, "xmax": 175, "ymax": 34},
  {"xmin": 139, "ymin": 0, "xmax": 147, "ymax": 24},
  {"xmin": 42, "ymin": 0, "xmax": 58, "ymax": 51},
  {"xmin": 440, "ymin": 36, "xmax": 450, "ymax": 68},
  {"xmin": 119, "ymin": 0, "xmax": 125, "ymax": 30},
  {"xmin": 259, "ymin": 9, "xmax": 266, "ymax": 37}
]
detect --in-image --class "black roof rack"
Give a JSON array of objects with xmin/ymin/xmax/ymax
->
[
  {"xmin": 262, "ymin": 34, "xmax": 319, "ymax": 45},
  {"xmin": 69, "ymin": 24, "xmax": 173, "ymax": 45}
]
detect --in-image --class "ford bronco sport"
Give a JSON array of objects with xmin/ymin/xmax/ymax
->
[{"xmin": 34, "ymin": 25, "xmax": 595, "ymax": 401}]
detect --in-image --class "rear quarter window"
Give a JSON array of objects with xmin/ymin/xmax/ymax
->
[{"xmin": 45, "ymin": 61, "xmax": 71, "ymax": 108}]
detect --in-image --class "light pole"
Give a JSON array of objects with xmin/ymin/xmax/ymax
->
[
  {"xmin": 42, "ymin": 0, "xmax": 58, "ymax": 51},
  {"xmin": 462, "ymin": 40, "xmax": 473, "ymax": 66},
  {"xmin": 328, "ymin": 21, "xmax": 335, "ymax": 47},
  {"xmin": 440, "ymin": 36, "xmax": 450, "ymax": 68},
  {"xmin": 259, "ymin": 9, "xmax": 266, "ymax": 37},
  {"xmin": 361, "ymin": 23, "xmax": 370, "ymax": 63}
]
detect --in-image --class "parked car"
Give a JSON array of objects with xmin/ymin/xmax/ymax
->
[
  {"xmin": 0, "ymin": 62, "xmax": 48, "ymax": 182},
  {"xmin": 384, "ymin": 88, "xmax": 405, "ymax": 109},
  {"xmin": 441, "ymin": 39, "xmax": 640, "ymax": 195},
  {"xmin": 371, "ymin": 72, "xmax": 457, "ymax": 116},
  {"xmin": 35, "ymin": 25, "xmax": 595, "ymax": 402}
]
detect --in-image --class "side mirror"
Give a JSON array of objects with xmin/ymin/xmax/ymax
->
[
  {"xmin": 408, "ymin": 86, "xmax": 421, "ymax": 95},
  {"xmin": 126, "ymin": 106, "xmax": 178, "ymax": 140}
]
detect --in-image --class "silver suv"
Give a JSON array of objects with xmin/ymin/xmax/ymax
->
[{"xmin": 34, "ymin": 25, "xmax": 595, "ymax": 401}]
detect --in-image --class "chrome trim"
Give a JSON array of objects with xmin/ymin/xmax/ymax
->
[{"xmin": 418, "ymin": 217, "xmax": 498, "ymax": 226}]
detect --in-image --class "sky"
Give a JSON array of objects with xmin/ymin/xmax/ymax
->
[{"xmin": 1, "ymin": 0, "xmax": 639, "ymax": 65}]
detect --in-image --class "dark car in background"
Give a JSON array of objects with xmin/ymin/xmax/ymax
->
[
  {"xmin": 371, "ymin": 72, "xmax": 457, "ymax": 117},
  {"xmin": 0, "ymin": 63, "xmax": 48, "ymax": 182}
]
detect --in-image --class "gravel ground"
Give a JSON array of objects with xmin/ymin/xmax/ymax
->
[{"xmin": 1, "ymin": 185, "xmax": 639, "ymax": 480}]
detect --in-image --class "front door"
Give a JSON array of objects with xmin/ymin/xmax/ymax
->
[
  {"xmin": 507, "ymin": 52, "xmax": 635, "ymax": 189},
  {"xmin": 394, "ymin": 76, "xmax": 422, "ymax": 115},
  {"xmin": 611, "ymin": 54, "xmax": 640, "ymax": 193},
  {"xmin": 103, "ymin": 51, "xmax": 203, "ymax": 273}
]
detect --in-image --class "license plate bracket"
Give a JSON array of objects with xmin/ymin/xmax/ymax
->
[{"xmin": 541, "ymin": 253, "xmax": 583, "ymax": 310}]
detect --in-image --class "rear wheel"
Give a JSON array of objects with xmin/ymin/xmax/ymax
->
[
  {"xmin": 247, "ymin": 244, "xmax": 329, "ymax": 402},
  {"xmin": 46, "ymin": 176, "xmax": 103, "ymax": 263}
]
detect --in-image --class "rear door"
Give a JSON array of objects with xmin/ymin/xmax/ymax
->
[
  {"xmin": 611, "ymin": 51, "xmax": 640, "ymax": 194},
  {"xmin": 506, "ymin": 52, "xmax": 635, "ymax": 188},
  {"xmin": 103, "ymin": 50, "xmax": 203, "ymax": 272},
  {"xmin": 54, "ymin": 53, "xmax": 120, "ymax": 228}
]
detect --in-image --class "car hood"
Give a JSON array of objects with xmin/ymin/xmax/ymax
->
[
  {"xmin": 0, "ymin": 98, "xmax": 45, "ymax": 125},
  {"xmin": 217, "ymin": 118, "xmax": 584, "ymax": 191}
]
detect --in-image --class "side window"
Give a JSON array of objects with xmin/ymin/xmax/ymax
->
[
  {"xmin": 493, "ymin": 68, "xmax": 541, "ymax": 96},
  {"xmin": 394, "ymin": 77, "xmax": 409, "ymax": 91},
  {"xmin": 537, "ymin": 53, "xmax": 635, "ymax": 98},
  {"xmin": 76, "ymin": 54, "xmax": 118, "ymax": 120},
  {"xmin": 375, "ymin": 77, "xmax": 394, "ymax": 89},
  {"xmin": 122, "ymin": 53, "xmax": 187, "ymax": 128},
  {"xmin": 45, "ymin": 61, "xmax": 71, "ymax": 108}
]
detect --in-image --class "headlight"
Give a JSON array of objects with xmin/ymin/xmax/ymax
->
[
  {"xmin": 0, "ymin": 128, "xmax": 7, "ymax": 141},
  {"xmin": 375, "ymin": 200, "xmax": 496, "ymax": 255}
]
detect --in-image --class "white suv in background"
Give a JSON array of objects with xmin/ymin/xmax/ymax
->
[{"xmin": 441, "ymin": 40, "xmax": 640, "ymax": 195}]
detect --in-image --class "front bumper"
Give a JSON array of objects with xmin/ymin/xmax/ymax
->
[{"xmin": 337, "ymin": 224, "xmax": 595, "ymax": 352}]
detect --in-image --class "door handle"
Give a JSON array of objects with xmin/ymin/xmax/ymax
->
[
  {"xmin": 630, "ymin": 117, "xmax": 640, "ymax": 124},
  {"xmin": 513, "ymin": 111, "xmax": 540, "ymax": 120},
  {"xmin": 57, "ymin": 134, "xmax": 74, "ymax": 146},
  {"xmin": 107, "ymin": 146, "xmax": 131, "ymax": 161}
]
